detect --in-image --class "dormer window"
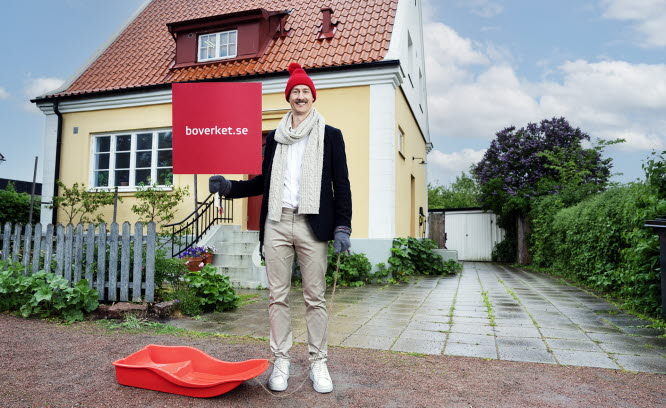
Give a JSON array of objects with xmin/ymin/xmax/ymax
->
[
  {"xmin": 198, "ymin": 30, "xmax": 238, "ymax": 62},
  {"xmin": 167, "ymin": 9, "xmax": 289, "ymax": 69}
]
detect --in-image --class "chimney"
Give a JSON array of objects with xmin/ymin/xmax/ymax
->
[{"xmin": 320, "ymin": 7, "xmax": 336, "ymax": 39}]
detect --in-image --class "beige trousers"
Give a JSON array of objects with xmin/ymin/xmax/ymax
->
[{"xmin": 264, "ymin": 207, "xmax": 329, "ymax": 361}]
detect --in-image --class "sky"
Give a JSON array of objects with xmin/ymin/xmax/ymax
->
[
  {"xmin": 0, "ymin": 0, "xmax": 664, "ymax": 187},
  {"xmin": 424, "ymin": 0, "xmax": 666, "ymax": 185}
]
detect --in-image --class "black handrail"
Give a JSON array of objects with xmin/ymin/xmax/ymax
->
[{"xmin": 164, "ymin": 193, "xmax": 234, "ymax": 258}]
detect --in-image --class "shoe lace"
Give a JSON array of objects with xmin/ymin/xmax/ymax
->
[
  {"xmin": 273, "ymin": 359, "xmax": 289, "ymax": 376},
  {"xmin": 312, "ymin": 360, "xmax": 329, "ymax": 378}
]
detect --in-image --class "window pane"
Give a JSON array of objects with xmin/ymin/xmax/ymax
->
[
  {"xmin": 115, "ymin": 152, "xmax": 130, "ymax": 169},
  {"xmin": 219, "ymin": 44, "xmax": 228, "ymax": 58},
  {"xmin": 158, "ymin": 132, "xmax": 172, "ymax": 148},
  {"xmin": 229, "ymin": 31, "xmax": 237, "ymax": 43},
  {"xmin": 220, "ymin": 32, "xmax": 228, "ymax": 44},
  {"xmin": 94, "ymin": 171, "xmax": 109, "ymax": 187},
  {"xmin": 115, "ymin": 170, "xmax": 130, "ymax": 186},
  {"xmin": 135, "ymin": 169, "xmax": 151, "ymax": 186},
  {"xmin": 137, "ymin": 133, "xmax": 152, "ymax": 150},
  {"xmin": 157, "ymin": 150, "xmax": 172, "ymax": 167},
  {"xmin": 96, "ymin": 136, "xmax": 110, "ymax": 152},
  {"xmin": 116, "ymin": 135, "xmax": 131, "ymax": 151},
  {"xmin": 229, "ymin": 42, "xmax": 237, "ymax": 56},
  {"xmin": 95, "ymin": 153, "xmax": 109, "ymax": 170},
  {"xmin": 135, "ymin": 151, "xmax": 152, "ymax": 168},
  {"xmin": 157, "ymin": 168, "xmax": 173, "ymax": 185}
]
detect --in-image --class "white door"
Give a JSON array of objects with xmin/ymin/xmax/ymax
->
[{"xmin": 445, "ymin": 210, "xmax": 504, "ymax": 261}]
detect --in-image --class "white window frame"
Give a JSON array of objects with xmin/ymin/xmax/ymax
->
[
  {"xmin": 88, "ymin": 128, "xmax": 173, "ymax": 192},
  {"xmin": 398, "ymin": 126, "xmax": 406, "ymax": 159},
  {"xmin": 198, "ymin": 29, "xmax": 238, "ymax": 62}
]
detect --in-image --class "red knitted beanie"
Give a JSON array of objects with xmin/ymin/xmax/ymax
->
[{"xmin": 285, "ymin": 62, "xmax": 316, "ymax": 101}]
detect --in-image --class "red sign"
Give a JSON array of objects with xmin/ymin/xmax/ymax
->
[{"xmin": 172, "ymin": 82, "xmax": 262, "ymax": 174}]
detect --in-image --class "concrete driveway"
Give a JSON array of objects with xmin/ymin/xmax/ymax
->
[{"xmin": 169, "ymin": 262, "xmax": 666, "ymax": 374}]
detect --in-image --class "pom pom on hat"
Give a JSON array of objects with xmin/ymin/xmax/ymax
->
[
  {"xmin": 285, "ymin": 62, "xmax": 316, "ymax": 101},
  {"xmin": 288, "ymin": 62, "xmax": 302, "ymax": 75}
]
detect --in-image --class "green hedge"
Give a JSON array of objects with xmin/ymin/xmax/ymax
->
[
  {"xmin": 530, "ymin": 182, "xmax": 663, "ymax": 316},
  {"xmin": 0, "ymin": 182, "xmax": 38, "ymax": 225}
]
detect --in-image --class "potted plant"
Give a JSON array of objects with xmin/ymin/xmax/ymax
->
[
  {"xmin": 179, "ymin": 246, "xmax": 206, "ymax": 271},
  {"xmin": 203, "ymin": 246, "xmax": 215, "ymax": 265}
]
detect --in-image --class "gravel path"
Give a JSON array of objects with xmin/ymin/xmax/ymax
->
[{"xmin": 1, "ymin": 314, "xmax": 665, "ymax": 407}]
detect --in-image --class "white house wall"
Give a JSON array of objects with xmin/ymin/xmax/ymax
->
[
  {"xmin": 368, "ymin": 83, "xmax": 397, "ymax": 238},
  {"xmin": 385, "ymin": 0, "xmax": 429, "ymax": 144}
]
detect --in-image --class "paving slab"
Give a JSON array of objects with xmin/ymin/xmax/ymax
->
[
  {"xmin": 391, "ymin": 338, "xmax": 445, "ymax": 355},
  {"xmin": 444, "ymin": 342, "xmax": 498, "ymax": 359},
  {"xmin": 552, "ymin": 350, "xmax": 620, "ymax": 369},
  {"xmin": 498, "ymin": 347, "xmax": 556, "ymax": 364},
  {"xmin": 447, "ymin": 333, "xmax": 496, "ymax": 346},
  {"xmin": 546, "ymin": 338, "xmax": 604, "ymax": 352},
  {"xmin": 612, "ymin": 354, "xmax": 666, "ymax": 374},
  {"xmin": 494, "ymin": 326, "xmax": 542, "ymax": 338}
]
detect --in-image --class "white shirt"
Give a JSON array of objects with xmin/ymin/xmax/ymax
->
[{"xmin": 282, "ymin": 133, "xmax": 309, "ymax": 209}]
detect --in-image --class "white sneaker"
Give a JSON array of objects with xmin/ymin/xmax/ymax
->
[
  {"xmin": 268, "ymin": 358, "xmax": 290, "ymax": 392},
  {"xmin": 309, "ymin": 359, "xmax": 333, "ymax": 393}
]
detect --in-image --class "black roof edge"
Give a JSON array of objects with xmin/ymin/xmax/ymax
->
[{"xmin": 31, "ymin": 60, "xmax": 401, "ymax": 104}]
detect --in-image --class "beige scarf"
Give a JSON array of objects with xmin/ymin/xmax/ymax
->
[{"xmin": 267, "ymin": 108, "xmax": 325, "ymax": 222}]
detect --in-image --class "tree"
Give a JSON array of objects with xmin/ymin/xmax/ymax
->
[
  {"xmin": 473, "ymin": 117, "xmax": 620, "ymax": 264},
  {"xmin": 131, "ymin": 183, "xmax": 189, "ymax": 227},
  {"xmin": 49, "ymin": 181, "xmax": 116, "ymax": 225},
  {"xmin": 428, "ymin": 172, "xmax": 481, "ymax": 209}
]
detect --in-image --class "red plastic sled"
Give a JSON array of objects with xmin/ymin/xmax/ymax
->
[{"xmin": 112, "ymin": 344, "xmax": 269, "ymax": 398}]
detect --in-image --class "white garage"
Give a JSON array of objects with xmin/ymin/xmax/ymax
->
[{"xmin": 444, "ymin": 209, "xmax": 505, "ymax": 261}]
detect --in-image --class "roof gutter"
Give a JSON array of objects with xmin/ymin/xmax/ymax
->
[
  {"xmin": 32, "ymin": 60, "xmax": 402, "ymax": 103},
  {"xmin": 52, "ymin": 100, "xmax": 63, "ymax": 225}
]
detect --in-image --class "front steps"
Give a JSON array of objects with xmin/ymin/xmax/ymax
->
[{"xmin": 199, "ymin": 225, "xmax": 267, "ymax": 289}]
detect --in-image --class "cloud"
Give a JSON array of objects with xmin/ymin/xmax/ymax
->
[
  {"xmin": 601, "ymin": 0, "xmax": 666, "ymax": 47},
  {"xmin": 458, "ymin": 0, "xmax": 504, "ymax": 18},
  {"xmin": 424, "ymin": 22, "xmax": 666, "ymax": 154},
  {"xmin": 24, "ymin": 77, "xmax": 65, "ymax": 99},
  {"xmin": 0, "ymin": 87, "xmax": 9, "ymax": 99},
  {"xmin": 20, "ymin": 77, "xmax": 65, "ymax": 113},
  {"xmin": 427, "ymin": 148, "xmax": 487, "ymax": 184}
]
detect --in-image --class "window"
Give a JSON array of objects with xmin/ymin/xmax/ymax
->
[
  {"xmin": 398, "ymin": 127, "xmax": 405, "ymax": 158},
  {"xmin": 198, "ymin": 30, "xmax": 238, "ymax": 62},
  {"xmin": 91, "ymin": 129, "xmax": 173, "ymax": 189}
]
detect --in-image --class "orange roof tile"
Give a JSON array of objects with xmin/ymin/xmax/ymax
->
[{"xmin": 49, "ymin": 0, "xmax": 399, "ymax": 98}]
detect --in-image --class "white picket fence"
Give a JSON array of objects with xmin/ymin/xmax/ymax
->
[{"xmin": 1, "ymin": 221, "xmax": 157, "ymax": 302}]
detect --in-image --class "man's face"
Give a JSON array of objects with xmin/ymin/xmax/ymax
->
[{"xmin": 288, "ymin": 84, "xmax": 314, "ymax": 116}]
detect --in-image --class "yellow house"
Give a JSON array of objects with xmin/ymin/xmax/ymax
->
[{"xmin": 33, "ymin": 0, "xmax": 431, "ymax": 270}]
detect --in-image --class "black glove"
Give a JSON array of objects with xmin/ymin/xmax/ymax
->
[
  {"xmin": 209, "ymin": 175, "xmax": 231, "ymax": 196},
  {"xmin": 333, "ymin": 226, "xmax": 351, "ymax": 254}
]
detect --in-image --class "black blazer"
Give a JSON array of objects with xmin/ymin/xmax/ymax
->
[{"xmin": 226, "ymin": 124, "xmax": 352, "ymax": 247}]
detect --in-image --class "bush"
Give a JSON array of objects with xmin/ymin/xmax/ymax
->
[
  {"xmin": 529, "ymin": 181, "xmax": 663, "ymax": 317},
  {"xmin": 0, "ymin": 261, "xmax": 99, "ymax": 322},
  {"xmin": 0, "ymin": 182, "xmax": 36, "ymax": 225},
  {"xmin": 154, "ymin": 249, "xmax": 189, "ymax": 300},
  {"xmin": 180, "ymin": 264, "xmax": 238, "ymax": 313},
  {"xmin": 388, "ymin": 237, "xmax": 462, "ymax": 282},
  {"xmin": 326, "ymin": 244, "xmax": 373, "ymax": 287}
]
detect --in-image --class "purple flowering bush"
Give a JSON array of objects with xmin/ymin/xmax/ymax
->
[
  {"xmin": 474, "ymin": 117, "xmax": 614, "ymax": 216},
  {"xmin": 473, "ymin": 117, "xmax": 619, "ymax": 262}
]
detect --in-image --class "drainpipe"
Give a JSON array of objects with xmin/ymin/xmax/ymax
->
[{"xmin": 52, "ymin": 99, "xmax": 63, "ymax": 225}]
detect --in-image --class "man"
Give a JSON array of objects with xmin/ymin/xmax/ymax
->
[{"xmin": 209, "ymin": 62, "xmax": 352, "ymax": 394}]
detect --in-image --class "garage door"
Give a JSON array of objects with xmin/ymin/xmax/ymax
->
[{"xmin": 444, "ymin": 209, "xmax": 505, "ymax": 261}]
